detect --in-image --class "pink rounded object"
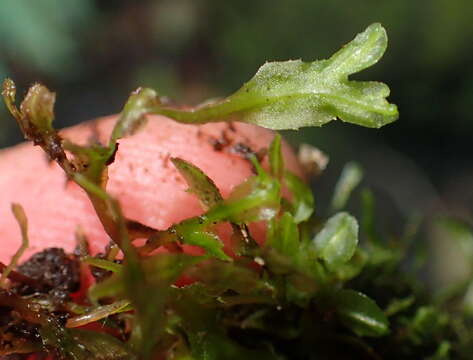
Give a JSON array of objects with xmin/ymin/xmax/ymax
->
[{"xmin": 0, "ymin": 115, "xmax": 303, "ymax": 263}]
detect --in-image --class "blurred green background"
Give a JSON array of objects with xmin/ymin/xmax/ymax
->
[{"xmin": 0, "ymin": 0, "xmax": 472, "ymax": 230}]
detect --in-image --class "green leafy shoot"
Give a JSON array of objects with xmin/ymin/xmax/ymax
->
[
  {"xmin": 270, "ymin": 133, "xmax": 315, "ymax": 223},
  {"xmin": 71, "ymin": 175, "xmax": 156, "ymax": 357},
  {"xmin": 331, "ymin": 162, "xmax": 363, "ymax": 211},
  {"xmin": 104, "ymin": 23, "xmax": 397, "ymax": 130},
  {"xmin": 267, "ymin": 212, "xmax": 300, "ymax": 260},
  {"xmin": 2, "ymin": 80, "xmax": 73, "ymax": 173},
  {"xmin": 73, "ymin": 175, "xmax": 204, "ymax": 359},
  {"xmin": 141, "ymin": 157, "xmax": 280, "ymax": 259},
  {"xmin": 172, "ymin": 148, "xmax": 277, "ymax": 255},
  {"xmin": 89, "ymin": 253, "xmax": 200, "ymax": 358},
  {"xmin": 1, "ymin": 79, "xmax": 146, "ymax": 249},
  {"xmin": 0, "ymin": 203, "xmax": 29, "ymax": 288},
  {"xmin": 263, "ymin": 211, "xmax": 328, "ymax": 303},
  {"xmin": 171, "ymin": 157, "xmax": 240, "ymax": 257}
]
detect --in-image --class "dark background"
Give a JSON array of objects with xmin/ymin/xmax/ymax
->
[{"xmin": 0, "ymin": 0, "xmax": 472, "ymax": 240}]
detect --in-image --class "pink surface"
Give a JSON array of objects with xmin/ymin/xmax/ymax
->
[{"xmin": 0, "ymin": 115, "xmax": 302, "ymax": 263}]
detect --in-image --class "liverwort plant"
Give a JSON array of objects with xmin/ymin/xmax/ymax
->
[
  {"xmin": 1, "ymin": 23, "xmax": 472, "ymax": 360},
  {"xmin": 113, "ymin": 23, "xmax": 398, "ymax": 130}
]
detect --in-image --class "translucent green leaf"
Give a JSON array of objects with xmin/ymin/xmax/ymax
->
[
  {"xmin": 224, "ymin": 178, "xmax": 279, "ymax": 223},
  {"xmin": 268, "ymin": 134, "xmax": 284, "ymax": 179},
  {"xmin": 331, "ymin": 162, "xmax": 363, "ymax": 211},
  {"xmin": 312, "ymin": 212, "xmax": 359, "ymax": 269},
  {"xmin": 82, "ymin": 256, "xmax": 123, "ymax": 273},
  {"xmin": 332, "ymin": 248, "xmax": 367, "ymax": 281},
  {"xmin": 266, "ymin": 212, "xmax": 299, "ymax": 259},
  {"xmin": 137, "ymin": 23, "xmax": 397, "ymax": 130},
  {"xmin": 174, "ymin": 224, "xmax": 230, "ymax": 261},
  {"xmin": 66, "ymin": 300, "xmax": 131, "ymax": 328},
  {"xmin": 335, "ymin": 289, "xmax": 389, "ymax": 337},
  {"xmin": 284, "ymin": 171, "xmax": 314, "ymax": 223},
  {"xmin": 110, "ymin": 87, "xmax": 160, "ymax": 145},
  {"xmin": 206, "ymin": 162, "xmax": 281, "ymax": 224},
  {"xmin": 171, "ymin": 157, "xmax": 223, "ymax": 210}
]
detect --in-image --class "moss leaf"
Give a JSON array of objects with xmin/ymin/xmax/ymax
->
[
  {"xmin": 312, "ymin": 212, "xmax": 358, "ymax": 269},
  {"xmin": 172, "ymin": 157, "xmax": 223, "ymax": 210},
  {"xmin": 335, "ymin": 289, "xmax": 389, "ymax": 337}
]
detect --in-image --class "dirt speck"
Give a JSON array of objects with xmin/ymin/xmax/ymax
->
[{"xmin": 230, "ymin": 142, "xmax": 266, "ymax": 162}]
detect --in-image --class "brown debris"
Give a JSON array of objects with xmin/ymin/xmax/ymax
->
[
  {"xmin": 204, "ymin": 123, "xmax": 267, "ymax": 169},
  {"xmin": 297, "ymin": 144, "xmax": 329, "ymax": 177},
  {"xmin": 15, "ymin": 248, "xmax": 80, "ymax": 303}
]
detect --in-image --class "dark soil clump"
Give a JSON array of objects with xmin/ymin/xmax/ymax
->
[{"xmin": 15, "ymin": 248, "xmax": 80, "ymax": 302}]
